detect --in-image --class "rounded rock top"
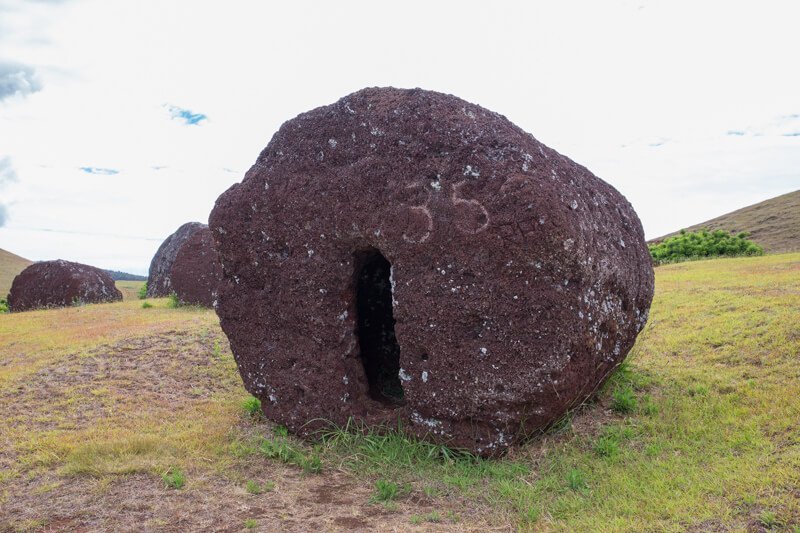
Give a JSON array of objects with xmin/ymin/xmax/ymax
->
[
  {"xmin": 8, "ymin": 259, "xmax": 123, "ymax": 312},
  {"xmin": 146, "ymin": 221, "xmax": 207, "ymax": 298},
  {"xmin": 209, "ymin": 87, "xmax": 655, "ymax": 456},
  {"xmin": 169, "ymin": 227, "xmax": 222, "ymax": 307}
]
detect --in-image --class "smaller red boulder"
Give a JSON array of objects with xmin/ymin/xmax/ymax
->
[
  {"xmin": 8, "ymin": 260, "xmax": 122, "ymax": 312},
  {"xmin": 169, "ymin": 227, "xmax": 222, "ymax": 307}
]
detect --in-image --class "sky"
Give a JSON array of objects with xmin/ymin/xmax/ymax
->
[{"xmin": 0, "ymin": 0, "xmax": 798, "ymax": 275}]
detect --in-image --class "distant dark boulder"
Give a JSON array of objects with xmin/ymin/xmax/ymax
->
[
  {"xmin": 8, "ymin": 260, "xmax": 122, "ymax": 312},
  {"xmin": 170, "ymin": 227, "xmax": 222, "ymax": 307},
  {"xmin": 146, "ymin": 222, "xmax": 206, "ymax": 297}
]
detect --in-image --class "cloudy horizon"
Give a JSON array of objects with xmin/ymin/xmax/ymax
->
[{"xmin": 1, "ymin": 0, "xmax": 798, "ymax": 275}]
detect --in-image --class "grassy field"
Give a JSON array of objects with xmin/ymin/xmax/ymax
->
[
  {"xmin": 651, "ymin": 189, "xmax": 800, "ymax": 254},
  {"xmin": 0, "ymin": 248, "xmax": 32, "ymax": 299},
  {"xmin": 115, "ymin": 280, "xmax": 145, "ymax": 301},
  {"xmin": 1, "ymin": 254, "xmax": 798, "ymax": 531}
]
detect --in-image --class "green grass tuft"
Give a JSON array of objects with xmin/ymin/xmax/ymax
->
[
  {"xmin": 166, "ymin": 292, "xmax": 180, "ymax": 308},
  {"xmin": 241, "ymin": 396, "xmax": 261, "ymax": 418},
  {"xmin": 566, "ymin": 468, "xmax": 587, "ymax": 491},
  {"xmin": 611, "ymin": 385, "xmax": 638, "ymax": 414},
  {"xmin": 594, "ymin": 434, "xmax": 620, "ymax": 458},
  {"xmin": 161, "ymin": 468, "xmax": 185, "ymax": 489},
  {"xmin": 371, "ymin": 479, "xmax": 400, "ymax": 502},
  {"xmin": 245, "ymin": 480, "xmax": 262, "ymax": 494}
]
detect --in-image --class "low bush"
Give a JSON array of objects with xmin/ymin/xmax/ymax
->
[
  {"xmin": 138, "ymin": 282, "xmax": 148, "ymax": 299},
  {"xmin": 649, "ymin": 229, "xmax": 763, "ymax": 264}
]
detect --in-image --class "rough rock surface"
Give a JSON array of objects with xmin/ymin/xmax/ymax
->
[
  {"xmin": 146, "ymin": 222, "xmax": 206, "ymax": 297},
  {"xmin": 8, "ymin": 259, "xmax": 122, "ymax": 312},
  {"xmin": 169, "ymin": 227, "xmax": 223, "ymax": 307},
  {"xmin": 209, "ymin": 87, "xmax": 655, "ymax": 456}
]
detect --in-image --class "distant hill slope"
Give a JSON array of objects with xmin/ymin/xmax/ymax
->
[
  {"xmin": 0, "ymin": 248, "xmax": 33, "ymax": 298},
  {"xmin": 650, "ymin": 189, "xmax": 800, "ymax": 254},
  {"xmin": 105, "ymin": 270, "xmax": 147, "ymax": 282}
]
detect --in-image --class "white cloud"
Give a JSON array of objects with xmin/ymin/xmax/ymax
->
[
  {"xmin": 0, "ymin": 61, "xmax": 41, "ymax": 100},
  {"xmin": 0, "ymin": 0, "xmax": 798, "ymax": 272}
]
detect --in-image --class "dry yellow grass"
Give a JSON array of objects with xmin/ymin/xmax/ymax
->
[{"xmin": 1, "ymin": 254, "xmax": 798, "ymax": 531}]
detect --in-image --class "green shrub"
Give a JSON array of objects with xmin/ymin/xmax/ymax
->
[
  {"xmin": 141, "ymin": 301, "xmax": 153, "ymax": 309},
  {"xmin": 649, "ymin": 229, "xmax": 763, "ymax": 264},
  {"xmin": 0, "ymin": 298, "xmax": 8, "ymax": 313},
  {"xmin": 138, "ymin": 282, "xmax": 148, "ymax": 299},
  {"xmin": 244, "ymin": 518, "xmax": 257, "ymax": 529}
]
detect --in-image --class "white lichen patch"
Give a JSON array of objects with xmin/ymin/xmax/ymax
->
[
  {"xmin": 398, "ymin": 368, "xmax": 412, "ymax": 382},
  {"xmin": 328, "ymin": 138, "xmax": 338, "ymax": 148},
  {"xmin": 522, "ymin": 152, "xmax": 533, "ymax": 171},
  {"xmin": 463, "ymin": 165, "xmax": 480, "ymax": 177},
  {"xmin": 422, "ymin": 370, "xmax": 429, "ymax": 383},
  {"xmin": 411, "ymin": 410, "xmax": 444, "ymax": 434}
]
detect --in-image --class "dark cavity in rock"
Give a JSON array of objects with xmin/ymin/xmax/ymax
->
[{"xmin": 354, "ymin": 248, "xmax": 404, "ymax": 407}]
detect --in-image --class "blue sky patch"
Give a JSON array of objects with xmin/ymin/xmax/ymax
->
[
  {"xmin": 80, "ymin": 167, "xmax": 119, "ymax": 175},
  {"xmin": 167, "ymin": 105, "xmax": 208, "ymax": 125}
]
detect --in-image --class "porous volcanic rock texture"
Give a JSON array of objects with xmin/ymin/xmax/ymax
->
[
  {"xmin": 146, "ymin": 222, "xmax": 206, "ymax": 297},
  {"xmin": 169, "ymin": 227, "xmax": 223, "ymax": 307},
  {"xmin": 8, "ymin": 259, "xmax": 122, "ymax": 312},
  {"xmin": 209, "ymin": 87, "xmax": 655, "ymax": 456}
]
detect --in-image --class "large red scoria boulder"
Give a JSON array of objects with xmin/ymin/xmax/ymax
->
[
  {"xmin": 209, "ymin": 87, "xmax": 655, "ymax": 456},
  {"xmin": 8, "ymin": 259, "xmax": 122, "ymax": 312},
  {"xmin": 169, "ymin": 227, "xmax": 223, "ymax": 307},
  {"xmin": 146, "ymin": 222, "xmax": 206, "ymax": 297}
]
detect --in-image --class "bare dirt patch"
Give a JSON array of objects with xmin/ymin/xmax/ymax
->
[{"xmin": 0, "ymin": 317, "xmax": 498, "ymax": 532}]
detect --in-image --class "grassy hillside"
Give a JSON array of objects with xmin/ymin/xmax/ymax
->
[
  {"xmin": 0, "ymin": 248, "xmax": 32, "ymax": 298},
  {"xmin": 651, "ymin": 189, "xmax": 800, "ymax": 254},
  {"xmin": 1, "ymin": 254, "xmax": 798, "ymax": 530}
]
